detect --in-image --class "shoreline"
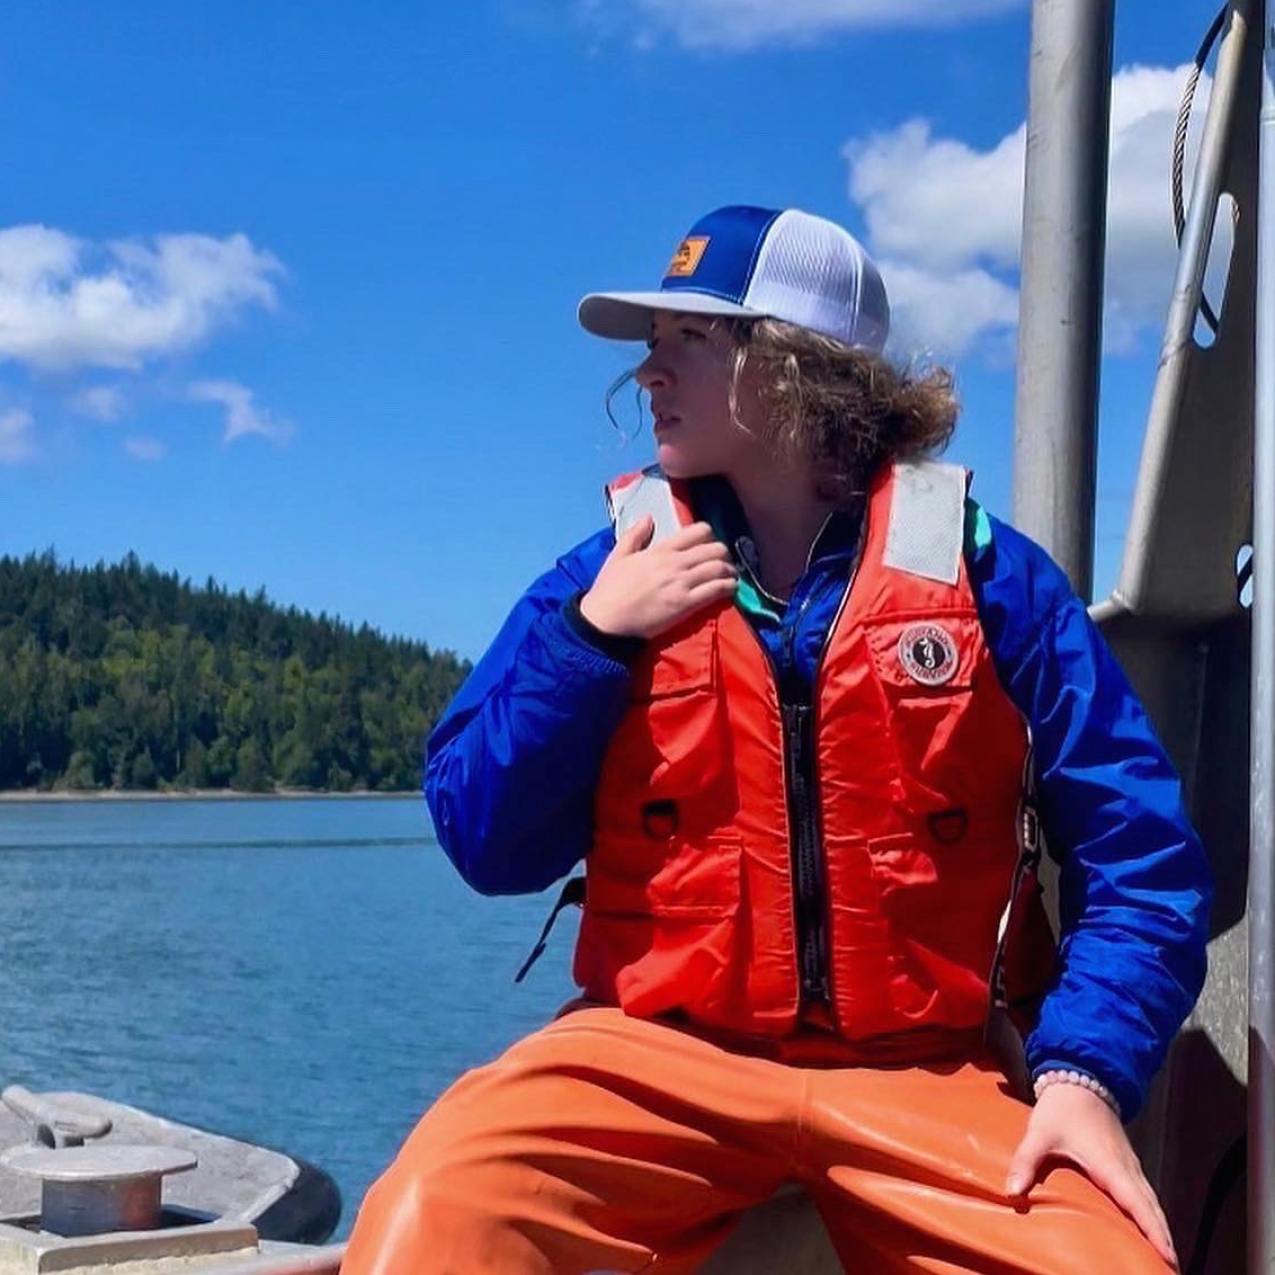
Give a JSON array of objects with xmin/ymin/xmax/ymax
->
[{"xmin": 0, "ymin": 789, "xmax": 419, "ymax": 804}]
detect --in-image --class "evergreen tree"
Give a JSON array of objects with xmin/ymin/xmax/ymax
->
[{"xmin": 0, "ymin": 552, "xmax": 470, "ymax": 793}]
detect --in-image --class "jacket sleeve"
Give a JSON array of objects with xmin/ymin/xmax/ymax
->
[
  {"xmin": 425, "ymin": 527, "xmax": 634, "ymax": 896},
  {"xmin": 968, "ymin": 505, "xmax": 1213, "ymax": 1120}
]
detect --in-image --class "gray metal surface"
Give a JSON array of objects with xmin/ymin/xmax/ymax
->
[
  {"xmin": 1250, "ymin": 8, "xmax": 1275, "ymax": 1271},
  {"xmin": 204, "ymin": 1241, "xmax": 345, "ymax": 1275},
  {"xmin": 2, "ymin": 1145, "xmax": 196, "ymax": 1238},
  {"xmin": 1055, "ymin": 5, "xmax": 1267, "ymax": 1270},
  {"xmin": 0, "ymin": 1095, "xmax": 298, "ymax": 1228},
  {"xmin": 1009, "ymin": 2, "xmax": 1264, "ymax": 1268},
  {"xmin": 1, "ymin": 1089, "xmax": 110, "ymax": 1150},
  {"xmin": 1117, "ymin": 0, "xmax": 1260, "ymax": 621},
  {"xmin": 1100, "ymin": 608, "xmax": 1249, "ymax": 1273},
  {"xmin": 0, "ymin": 1216, "xmax": 258, "ymax": 1273},
  {"xmin": 0, "ymin": 1233, "xmax": 343, "ymax": 1275},
  {"xmin": 0, "ymin": 1228, "xmax": 344, "ymax": 1272},
  {"xmin": 1011, "ymin": 0, "xmax": 1115, "ymax": 601},
  {"xmin": 2, "ymin": 1147, "xmax": 198, "ymax": 1185}
]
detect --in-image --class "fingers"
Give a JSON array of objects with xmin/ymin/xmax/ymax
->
[
  {"xmin": 615, "ymin": 515, "xmax": 656, "ymax": 554},
  {"xmin": 1083, "ymin": 1157, "xmax": 1178, "ymax": 1269},
  {"xmin": 681, "ymin": 557, "xmax": 738, "ymax": 589},
  {"xmin": 1013, "ymin": 1088, "xmax": 1177, "ymax": 1269},
  {"xmin": 628, "ymin": 519, "xmax": 734, "ymax": 577},
  {"xmin": 615, "ymin": 519, "xmax": 725, "ymax": 562},
  {"xmin": 683, "ymin": 576, "xmax": 739, "ymax": 610},
  {"xmin": 662, "ymin": 521, "xmax": 720, "ymax": 550},
  {"xmin": 1005, "ymin": 1129, "xmax": 1047, "ymax": 1198},
  {"xmin": 1011, "ymin": 1119, "xmax": 1177, "ymax": 1268},
  {"xmin": 664, "ymin": 539, "xmax": 734, "ymax": 570}
]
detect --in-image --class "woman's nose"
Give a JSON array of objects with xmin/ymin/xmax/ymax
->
[{"xmin": 635, "ymin": 351, "xmax": 670, "ymax": 391}]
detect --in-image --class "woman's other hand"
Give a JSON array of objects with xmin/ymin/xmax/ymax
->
[
  {"xmin": 580, "ymin": 516, "xmax": 737, "ymax": 640},
  {"xmin": 1006, "ymin": 1082, "xmax": 1177, "ymax": 1269}
]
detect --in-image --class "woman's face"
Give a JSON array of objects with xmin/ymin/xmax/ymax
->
[{"xmin": 634, "ymin": 311, "xmax": 768, "ymax": 482}]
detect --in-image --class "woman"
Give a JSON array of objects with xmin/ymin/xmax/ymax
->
[{"xmin": 343, "ymin": 206, "xmax": 1211, "ymax": 1273}]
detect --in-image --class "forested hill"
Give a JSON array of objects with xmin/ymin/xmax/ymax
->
[{"xmin": 0, "ymin": 552, "xmax": 471, "ymax": 793}]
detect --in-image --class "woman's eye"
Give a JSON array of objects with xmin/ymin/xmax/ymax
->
[{"xmin": 680, "ymin": 327, "xmax": 707, "ymax": 342}]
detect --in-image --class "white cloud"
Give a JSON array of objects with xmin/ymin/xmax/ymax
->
[
  {"xmin": 189, "ymin": 380, "xmax": 293, "ymax": 445},
  {"xmin": 844, "ymin": 63, "xmax": 1211, "ymax": 360},
  {"xmin": 123, "ymin": 436, "xmax": 166, "ymax": 462},
  {"xmin": 879, "ymin": 260, "xmax": 1020, "ymax": 360},
  {"xmin": 581, "ymin": 0, "xmax": 1023, "ymax": 49},
  {"xmin": 847, "ymin": 120, "xmax": 1025, "ymax": 274},
  {"xmin": 71, "ymin": 384, "xmax": 127, "ymax": 422},
  {"xmin": 0, "ymin": 408, "xmax": 35, "ymax": 464},
  {"xmin": 0, "ymin": 226, "xmax": 283, "ymax": 372}
]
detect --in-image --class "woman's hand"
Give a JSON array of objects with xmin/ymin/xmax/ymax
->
[
  {"xmin": 1006, "ymin": 1083, "xmax": 1177, "ymax": 1269},
  {"xmin": 580, "ymin": 516, "xmax": 737, "ymax": 640}
]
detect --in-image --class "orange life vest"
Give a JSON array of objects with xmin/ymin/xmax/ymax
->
[{"xmin": 574, "ymin": 462, "xmax": 1052, "ymax": 1046}]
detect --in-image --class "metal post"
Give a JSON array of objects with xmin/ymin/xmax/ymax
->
[
  {"xmin": 1012, "ymin": 0, "xmax": 1115, "ymax": 600},
  {"xmin": 1250, "ymin": 7, "xmax": 1275, "ymax": 1271},
  {"xmin": 1118, "ymin": 1, "xmax": 1256, "ymax": 620}
]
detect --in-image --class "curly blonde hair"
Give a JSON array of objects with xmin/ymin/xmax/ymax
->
[
  {"xmin": 729, "ymin": 318, "xmax": 959, "ymax": 504},
  {"xmin": 605, "ymin": 315, "xmax": 959, "ymax": 506}
]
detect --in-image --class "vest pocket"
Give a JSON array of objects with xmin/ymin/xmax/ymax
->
[
  {"xmin": 600, "ymin": 621, "xmax": 732, "ymax": 817},
  {"xmin": 628, "ymin": 617, "xmax": 717, "ymax": 700},
  {"xmin": 575, "ymin": 836, "xmax": 744, "ymax": 1021},
  {"xmin": 862, "ymin": 826, "xmax": 1015, "ymax": 1029},
  {"xmin": 858, "ymin": 613, "xmax": 991, "ymax": 814}
]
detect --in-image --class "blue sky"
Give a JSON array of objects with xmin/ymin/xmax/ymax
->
[{"xmin": 0, "ymin": 0, "xmax": 1223, "ymax": 660}]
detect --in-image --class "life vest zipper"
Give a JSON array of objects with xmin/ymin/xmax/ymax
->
[
  {"xmin": 781, "ymin": 697, "xmax": 829, "ymax": 1001},
  {"xmin": 748, "ymin": 509, "xmax": 865, "ymax": 1017},
  {"xmin": 739, "ymin": 595, "xmax": 832, "ymax": 1009}
]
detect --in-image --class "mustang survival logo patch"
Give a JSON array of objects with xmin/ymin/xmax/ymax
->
[{"xmin": 897, "ymin": 623, "xmax": 959, "ymax": 686}]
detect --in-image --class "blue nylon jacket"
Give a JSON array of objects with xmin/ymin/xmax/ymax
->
[{"xmin": 426, "ymin": 492, "xmax": 1212, "ymax": 1121}]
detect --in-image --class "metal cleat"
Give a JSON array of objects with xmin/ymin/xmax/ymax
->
[
  {"xmin": 1, "ymin": 1087, "xmax": 111, "ymax": 1150},
  {"xmin": 0, "ymin": 1142, "xmax": 196, "ymax": 1237}
]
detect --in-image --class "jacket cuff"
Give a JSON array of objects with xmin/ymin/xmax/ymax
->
[
  {"xmin": 563, "ymin": 591, "xmax": 646, "ymax": 666},
  {"xmin": 1026, "ymin": 1049, "xmax": 1137, "ymax": 1123}
]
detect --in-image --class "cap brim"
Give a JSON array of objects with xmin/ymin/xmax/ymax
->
[{"xmin": 578, "ymin": 291, "xmax": 761, "ymax": 341}]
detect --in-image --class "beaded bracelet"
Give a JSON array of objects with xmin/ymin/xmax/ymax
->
[{"xmin": 1032, "ymin": 1068, "xmax": 1119, "ymax": 1115}]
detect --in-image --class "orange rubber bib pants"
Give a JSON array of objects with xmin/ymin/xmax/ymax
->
[{"xmin": 341, "ymin": 1007, "xmax": 1168, "ymax": 1274}]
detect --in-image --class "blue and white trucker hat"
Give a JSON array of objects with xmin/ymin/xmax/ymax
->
[{"xmin": 579, "ymin": 205, "xmax": 890, "ymax": 352}]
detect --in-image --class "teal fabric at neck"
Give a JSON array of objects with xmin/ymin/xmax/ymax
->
[
  {"xmin": 689, "ymin": 477, "xmax": 783, "ymax": 622},
  {"xmin": 691, "ymin": 473, "xmax": 992, "ymax": 625}
]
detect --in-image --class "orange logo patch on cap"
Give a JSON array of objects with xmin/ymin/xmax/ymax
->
[{"xmin": 666, "ymin": 236, "xmax": 709, "ymax": 278}]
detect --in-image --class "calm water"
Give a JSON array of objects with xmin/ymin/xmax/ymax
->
[{"xmin": 0, "ymin": 797, "xmax": 581, "ymax": 1239}]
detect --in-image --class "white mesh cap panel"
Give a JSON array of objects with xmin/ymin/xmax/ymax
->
[
  {"xmin": 882, "ymin": 462, "xmax": 966, "ymax": 586},
  {"xmin": 743, "ymin": 210, "xmax": 890, "ymax": 351}
]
